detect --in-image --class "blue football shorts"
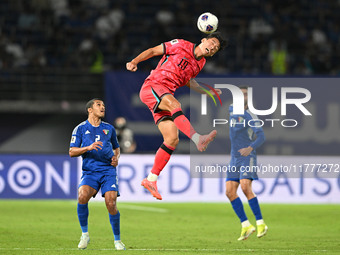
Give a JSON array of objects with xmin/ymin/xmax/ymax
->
[
  {"xmin": 226, "ymin": 155, "xmax": 258, "ymax": 182},
  {"xmin": 79, "ymin": 171, "xmax": 120, "ymax": 197}
]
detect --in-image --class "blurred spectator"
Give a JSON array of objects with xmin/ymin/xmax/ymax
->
[
  {"xmin": 312, "ymin": 25, "xmax": 327, "ymax": 46},
  {"xmin": 249, "ymin": 17, "xmax": 273, "ymax": 39},
  {"xmin": 155, "ymin": 8, "xmax": 176, "ymax": 42},
  {"xmin": 113, "ymin": 117, "xmax": 136, "ymax": 153},
  {"xmin": 5, "ymin": 37, "xmax": 26, "ymax": 67},
  {"xmin": 95, "ymin": 8, "xmax": 125, "ymax": 40},
  {"xmin": 269, "ymin": 40, "xmax": 289, "ymax": 75},
  {"xmin": 49, "ymin": 0, "xmax": 70, "ymax": 19},
  {"xmin": 18, "ymin": 8, "xmax": 40, "ymax": 30},
  {"xmin": 156, "ymin": 10, "xmax": 174, "ymax": 26}
]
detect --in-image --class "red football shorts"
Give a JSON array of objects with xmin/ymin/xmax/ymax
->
[{"xmin": 139, "ymin": 81, "xmax": 173, "ymax": 125}]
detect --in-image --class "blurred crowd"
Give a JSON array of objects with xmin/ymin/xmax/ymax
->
[
  {"xmin": 113, "ymin": 117, "xmax": 136, "ymax": 153},
  {"xmin": 0, "ymin": 0, "xmax": 340, "ymax": 75}
]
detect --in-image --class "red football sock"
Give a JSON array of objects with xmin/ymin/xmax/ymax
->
[
  {"xmin": 151, "ymin": 143, "xmax": 175, "ymax": 176},
  {"xmin": 171, "ymin": 108, "xmax": 196, "ymax": 138}
]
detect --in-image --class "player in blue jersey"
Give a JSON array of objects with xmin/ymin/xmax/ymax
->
[
  {"xmin": 69, "ymin": 98, "xmax": 125, "ymax": 250},
  {"xmin": 225, "ymin": 86, "xmax": 268, "ymax": 241}
]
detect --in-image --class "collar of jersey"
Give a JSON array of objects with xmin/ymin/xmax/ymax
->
[
  {"xmin": 193, "ymin": 44, "xmax": 203, "ymax": 61},
  {"xmin": 86, "ymin": 119, "xmax": 101, "ymax": 127}
]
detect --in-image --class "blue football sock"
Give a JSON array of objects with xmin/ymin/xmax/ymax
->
[
  {"xmin": 248, "ymin": 196, "xmax": 263, "ymax": 220},
  {"xmin": 231, "ymin": 197, "xmax": 248, "ymax": 223},
  {"xmin": 77, "ymin": 203, "xmax": 88, "ymax": 233},
  {"xmin": 109, "ymin": 211, "xmax": 121, "ymax": 241}
]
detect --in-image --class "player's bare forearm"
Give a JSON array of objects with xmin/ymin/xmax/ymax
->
[
  {"xmin": 186, "ymin": 79, "xmax": 204, "ymax": 94},
  {"xmin": 69, "ymin": 141, "xmax": 103, "ymax": 157},
  {"xmin": 114, "ymin": 148, "xmax": 120, "ymax": 159},
  {"xmin": 69, "ymin": 147, "xmax": 89, "ymax": 157},
  {"xmin": 111, "ymin": 148, "xmax": 120, "ymax": 167},
  {"xmin": 186, "ymin": 79, "xmax": 222, "ymax": 95},
  {"xmin": 126, "ymin": 44, "xmax": 164, "ymax": 72},
  {"xmin": 238, "ymin": 146, "xmax": 253, "ymax": 157}
]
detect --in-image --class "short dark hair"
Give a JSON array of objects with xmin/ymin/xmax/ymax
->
[
  {"xmin": 85, "ymin": 98, "xmax": 103, "ymax": 114},
  {"xmin": 207, "ymin": 32, "xmax": 227, "ymax": 50},
  {"xmin": 239, "ymin": 86, "xmax": 249, "ymax": 90}
]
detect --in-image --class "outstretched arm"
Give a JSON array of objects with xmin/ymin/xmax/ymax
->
[
  {"xmin": 186, "ymin": 79, "xmax": 222, "ymax": 95},
  {"xmin": 126, "ymin": 44, "xmax": 164, "ymax": 72}
]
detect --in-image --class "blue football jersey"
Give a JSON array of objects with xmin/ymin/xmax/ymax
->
[
  {"xmin": 229, "ymin": 105, "xmax": 265, "ymax": 157},
  {"xmin": 70, "ymin": 120, "xmax": 120, "ymax": 174}
]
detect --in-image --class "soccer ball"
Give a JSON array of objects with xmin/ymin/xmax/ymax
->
[{"xmin": 197, "ymin": 12, "xmax": 218, "ymax": 34}]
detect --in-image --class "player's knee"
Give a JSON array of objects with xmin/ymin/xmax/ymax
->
[
  {"xmin": 164, "ymin": 131, "xmax": 179, "ymax": 147},
  {"xmin": 241, "ymin": 184, "xmax": 252, "ymax": 196},
  {"xmin": 166, "ymin": 136, "xmax": 179, "ymax": 147},
  {"xmin": 160, "ymin": 96, "xmax": 181, "ymax": 111},
  {"xmin": 168, "ymin": 101, "xmax": 181, "ymax": 111},
  {"xmin": 106, "ymin": 200, "xmax": 118, "ymax": 214},
  {"xmin": 106, "ymin": 199, "xmax": 117, "ymax": 209},
  {"xmin": 172, "ymin": 101, "xmax": 181, "ymax": 109},
  {"xmin": 78, "ymin": 191, "xmax": 90, "ymax": 204},
  {"xmin": 225, "ymin": 189, "xmax": 237, "ymax": 200},
  {"xmin": 174, "ymin": 137, "xmax": 179, "ymax": 146},
  {"xmin": 111, "ymin": 208, "xmax": 118, "ymax": 215}
]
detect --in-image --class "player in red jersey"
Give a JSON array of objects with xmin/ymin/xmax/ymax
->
[{"xmin": 126, "ymin": 32, "xmax": 227, "ymax": 200}]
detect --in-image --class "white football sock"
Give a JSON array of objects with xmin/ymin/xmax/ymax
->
[
  {"xmin": 256, "ymin": 219, "xmax": 264, "ymax": 225},
  {"xmin": 191, "ymin": 133, "xmax": 200, "ymax": 145},
  {"xmin": 241, "ymin": 220, "xmax": 251, "ymax": 228},
  {"xmin": 147, "ymin": 173, "xmax": 158, "ymax": 181}
]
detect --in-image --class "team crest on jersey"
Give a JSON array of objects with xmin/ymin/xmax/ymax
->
[
  {"xmin": 231, "ymin": 117, "xmax": 244, "ymax": 123},
  {"xmin": 103, "ymin": 129, "xmax": 109, "ymax": 135},
  {"xmin": 71, "ymin": 136, "xmax": 76, "ymax": 143},
  {"xmin": 170, "ymin": 39, "xmax": 178, "ymax": 45}
]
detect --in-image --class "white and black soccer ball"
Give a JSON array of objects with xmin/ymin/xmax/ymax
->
[{"xmin": 197, "ymin": 12, "xmax": 218, "ymax": 34}]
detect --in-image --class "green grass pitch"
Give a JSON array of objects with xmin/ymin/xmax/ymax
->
[{"xmin": 0, "ymin": 200, "xmax": 339, "ymax": 254}]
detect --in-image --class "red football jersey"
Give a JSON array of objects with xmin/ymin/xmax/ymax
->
[{"xmin": 145, "ymin": 39, "xmax": 206, "ymax": 93}]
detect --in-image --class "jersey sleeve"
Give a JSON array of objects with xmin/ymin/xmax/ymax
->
[
  {"xmin": 111, "ymin": 126, "xmax": 120, "ymax": 149},
  {"xmin": 246, "ymin": 113, "xmax": 265, "ymax": 149},
  {"xmin": 70, "ymin": 125, "xmax": 82, "ymax": 148},
  {"xmin": 163, "ymin": 39, "xmax": 181, "ymax": 55}
]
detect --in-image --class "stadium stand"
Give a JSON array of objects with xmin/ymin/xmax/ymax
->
[{"xmin": 0, "ymin": 0, "xmax": 339, "ymax": 75}]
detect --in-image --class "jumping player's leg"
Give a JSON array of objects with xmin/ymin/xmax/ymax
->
[
  {"xmin": 240, "ymin": 179, "xmax": 268, "ymax": 238},
  {"xmin": 226, "ymin": 180, "xmax": 255, "ymax": 241},
  {"xmin": 158, "ymin": 94, "xmax": 217, "ymax": 152},
  {"xmin": 105, "ymin": 191, "xmax": 125, "ymax": 250},
  {"xmin": 142, "ymin": 120, "xmax": 177, "ymax": 200},
  {"xmin": 151, "ymin": 119, "xmax": 178, "ymax": 176},
  {"xmin": 77, "ymin": 185, "xmax": 97, "ymax": 249}
]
